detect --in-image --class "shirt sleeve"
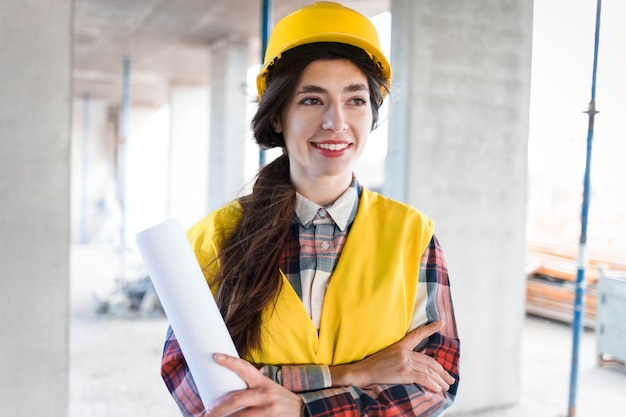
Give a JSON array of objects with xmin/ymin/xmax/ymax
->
[
  {"xmin": 161, "ymin": 326, "xmax": 206, "ymax": 417},
  {"xmin": 299, "ymin": 234, "xmax": 460, "ymax": 417},
  {"xmin": 161, "ymin": 328, "xmax": 333, "ymax": 414},
  {"xmin": 261, "ymin": 364, "xmax": 332, "ymax": 392}
]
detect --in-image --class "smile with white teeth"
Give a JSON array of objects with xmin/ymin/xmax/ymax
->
[{"xmin": 316, "ymin": 143, "xmax": 349, "ymax": 151}]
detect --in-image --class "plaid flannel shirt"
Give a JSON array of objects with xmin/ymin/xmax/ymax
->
[{"xmin": 161, "ymin": 181, "xmax": 460, "ymax": 416}]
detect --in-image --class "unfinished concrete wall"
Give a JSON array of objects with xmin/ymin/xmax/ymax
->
[
  {"xmin": 207, "ymin": 39, "xmax": 250, "ymax": 210},
  {"xmin": 0, "ymin": 0, "xmax": 72, "ymax": 415},
  {"xmin": 386, "ymin": 0, "xmax": 533, "ymax": 413}
]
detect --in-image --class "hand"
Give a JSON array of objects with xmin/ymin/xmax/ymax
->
[
  {"xmin": 205, "ymin": 354, "xmax": 303, "ymax": 417},
  {"xmin": 330, "ymin": 320, "xmax": 455, "ymax": 392}
]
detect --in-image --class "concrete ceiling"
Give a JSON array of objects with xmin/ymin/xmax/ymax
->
[{"xmin": 73, "ymin": 0, "xmax": 389, "ymax": 106}]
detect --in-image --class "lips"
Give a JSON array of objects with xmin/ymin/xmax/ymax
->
[{"xmin": 312, "ymin": 141, "xmax": 352, "ymax": 158}]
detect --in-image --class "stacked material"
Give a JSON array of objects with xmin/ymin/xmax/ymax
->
[{"xmin": 525, "ymin": 242, "xmax": 626, "ymax": 328}]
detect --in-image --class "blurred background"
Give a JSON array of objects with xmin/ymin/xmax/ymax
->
[{"xmin": 1, "ymin": 0, "xmax": 625, "ymax": 416}]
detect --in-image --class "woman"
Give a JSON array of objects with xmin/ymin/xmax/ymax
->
[{"xmin": 161, "ymin": 3, "xmax": 460, "ymax": 416}]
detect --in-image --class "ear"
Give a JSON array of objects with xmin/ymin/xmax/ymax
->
[{"xmin": 271, "ymin": 117, "xmax": 282, "ymax": 133}]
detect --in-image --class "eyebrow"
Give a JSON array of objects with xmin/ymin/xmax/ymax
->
[{"xmin": 296, "ymin": 83, "xmax": 369, "ymax": 95}]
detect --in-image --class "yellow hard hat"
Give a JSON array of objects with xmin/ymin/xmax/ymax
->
[{"xmin": 256, "ymin": 2, "xmax": 392, "ymax": 99}]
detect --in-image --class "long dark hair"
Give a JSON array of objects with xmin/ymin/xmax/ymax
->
[{"xmin": 210, "ymin": 42, "xmax": 388, "ymax": 359}]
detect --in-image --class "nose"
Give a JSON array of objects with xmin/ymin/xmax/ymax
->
[{"xmin": 321, "ymin": 103, "xmax": 348, "ymax": 132}]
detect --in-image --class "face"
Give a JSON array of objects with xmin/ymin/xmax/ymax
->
[{"xmin": 276, "ymin": 59, "xmax": 373, "ymax": 187}]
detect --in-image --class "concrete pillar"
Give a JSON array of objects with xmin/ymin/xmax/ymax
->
[
  {"xmin": 386, "ymin": 0, "xmax": 533, "ymax": 413},
  {"xmin": 207, "ymin": 39, "xmax": 250, "ymax": 210},
  {"xmin": 125, "ymin": 105, "xmax": 170, "ymax": 239},
  {"xmin": 168, "ymin": 85, "xmax": 210, "ymax": 228},
  {"xmin": 0, "ymin": 0, "xmax": 72, "ymax": 415}
]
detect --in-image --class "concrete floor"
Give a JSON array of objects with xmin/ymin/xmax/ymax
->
[
  {"xmin": 69, "ymin": 245, "xmax": 626, "ymax": 417},
  {"xmin": 450, "ymin": 319, "xmax": 626, "ymax": 417}
]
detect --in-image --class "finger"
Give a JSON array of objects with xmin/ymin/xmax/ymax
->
[
  {"xmin": 411, "ymin": 354, "xmax": 455, "ymax": 390},
  {"xmin": 414, "ymin": 352, "xmax": 455, "ymax": 384},
  {"xmin": 424, "ymin": 365, "xmax": 452, "ymax": 392},
  {"xmin": 399, "ymin": 320, "xmax": 444, "ymax": 350},
  {"xmin": 206, "ymin": 388, "xmax": 256, "ymax": 417},
  {"xmin": 214, "ymin": 354, "xmax": 262, "ymax": 386},
  {"xmin": 442, "ymin": 368, "xmax": 456, "ymax": 385},
  {"xmin": 415, "ymin": 370, "xmax": 447, "ymax": 393}
]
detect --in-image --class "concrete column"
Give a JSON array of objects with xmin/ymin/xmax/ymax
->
[
  {"xmin": 207, "ymin": 39, "xmax": 250, "ymax": 210},
  {"xmin": 125, "ymin": 105, "xmax": 170, "ymax": 238},
  {"xmin": 0, "ymin": 0, "xmax": 72, "ymax": 415},
  {"xmin": 168, "ymin": 85, "xmax": 210, "ymax": 228},
  {"xmin": 386, "ymin": 0, "xmax": 533, "ymax": 413}
]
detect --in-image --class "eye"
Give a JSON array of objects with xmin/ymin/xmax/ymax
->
[
  {"xmin": 300, "ymin": 97, "xmax": 322, "ymax": 105},
  {"xmin": 348, "ymin": 97, "xmax": 368, "ymax": 106}
]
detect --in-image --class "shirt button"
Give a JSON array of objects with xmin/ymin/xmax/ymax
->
[
  {"xmin": 321, "ymin": 241, "xmax": 330, "ymax": 250},
  {"xmin": 318, "ymin": 208, "xmax": 327, "ymax": 217}
]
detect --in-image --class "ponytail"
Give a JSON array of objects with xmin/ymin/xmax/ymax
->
[{"xmin": 211, "ymin": 154, "xmax": 294, "ymax": 358}]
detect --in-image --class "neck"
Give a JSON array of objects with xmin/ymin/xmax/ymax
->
[{"xmin": 291, "ymin": 173, "xmax": 352, "ymax": 206}]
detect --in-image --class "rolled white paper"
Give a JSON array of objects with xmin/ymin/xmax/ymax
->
[{"xmin": 135, "ymin": 218, "xmax": 247, "ymax": 410}]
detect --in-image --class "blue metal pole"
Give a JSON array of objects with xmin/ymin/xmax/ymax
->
[
  {"xmin": 259, "ymin": 0, "xmax": 273, "ymax": 167},
  {"xmin": 80, "ymin": 93, "xmax": 90, "ymax": 244},
  {"xmin": 567, "ymin": 1, "xmax": 602, "ymax": 416}
]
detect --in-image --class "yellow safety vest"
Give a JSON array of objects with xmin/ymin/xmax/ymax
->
[{"xmin": 188, "ymin": 189, "xmax": 434, "ymax": 366}]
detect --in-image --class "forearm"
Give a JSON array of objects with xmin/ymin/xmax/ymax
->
[
  {"xmin": 261, "ymin": 364, "xmax": 332, "ymax": 392},
  {"xmin": 262, "ymin": 358, "xmax": 454, "ymax": 416},
  {"xmin": 300, "ymin": 383, "xmax": 454, "ymax": 417}
]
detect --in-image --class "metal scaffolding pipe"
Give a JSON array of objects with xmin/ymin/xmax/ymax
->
[
  {"xmin": 80, "ymin": 93, "xmax": 90, "ymax": 244},
  {"xmin": 258, "ymin": 0, "xmax": 273, "ymax": 167},
  {"xmin": 567, "ymin": 1, "xmax": 602, "ymax": 416}
]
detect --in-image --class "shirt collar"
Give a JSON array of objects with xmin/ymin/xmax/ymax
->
[{"xmin": 294, "ymin": 179, "xmax": 361, "ymax": 232}]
